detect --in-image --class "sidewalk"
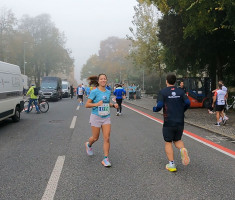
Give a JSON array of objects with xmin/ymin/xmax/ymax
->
[{"xmin": 124, "ymin": 97, "xmax": 235, "ymax": 140}]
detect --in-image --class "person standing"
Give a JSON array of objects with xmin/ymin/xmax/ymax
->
[
  {"xmin": 212, "ymin": 83, "xmax": 227, "ymax": 126},
  {"xmin": 25, "ymin": 84, "xmax": 40, "ymax": 114},
  {"xmin": 128, "ymin": 84, "xmax": 133, "ymax": 100},
  {"xmin": 113, "ymin": 84, "xmax": 126, "ymax": 116},
  {"xmin": 70, "ymin": 85, "xmax": 74, "ymax": 99},
  {"xmin": 132, "ymin": 84, "xmax": 137, "ymax": 100},
  {"xmin": 85, "ymin": 85, "xmax": 91, "ymax": 98},
  {"xmin": 153, "ymin": 73, "xmax": 190, "ymax": 172},
  {"xmin": 179, "ymin": 81, "xmax": 186, "ymax": 93},
  {"xmin": 85, "ymin": 74, "xmax": 118, "ymax": 167},
  {"xmin": 76, "ymin": 84, "xmax": 85, "ymax": 105}
]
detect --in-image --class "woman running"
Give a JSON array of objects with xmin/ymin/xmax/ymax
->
[
  {"xmin": 113, "ymin": 84, "xmax": 126, "ymax": 116},
  {"xmin": 85, "ymin": 74, "xmax": 118, "ymax": 167}
]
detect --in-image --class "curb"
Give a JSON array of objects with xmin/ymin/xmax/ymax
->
[{"xmin": 125, "ymin": 101, "xmax": 235, "ymax": 140}]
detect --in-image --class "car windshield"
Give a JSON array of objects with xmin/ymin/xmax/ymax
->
[
  {"xmin": 41, "ymin": 82, "xmax": 57, "ymax": 89},
  {"xmin": 62, "ymin": 84, "xmax": 67, "ymax": 89}
]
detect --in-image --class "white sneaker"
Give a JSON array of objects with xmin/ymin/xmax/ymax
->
[
  {"xmin": 85, "ymin": 142, "xmax": 93, "ymax": 156},
  {"xmin": 116, "ymin": 112, "xmax": 119, "ymax": 116},
  {"xmin": 224, "ymin": 116, "xmax": 229, "ymax": 120}
]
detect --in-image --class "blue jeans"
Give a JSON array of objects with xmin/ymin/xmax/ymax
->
[{"xmin": 28, "ymin": 98, "xmax": 40, "ymax": 112}]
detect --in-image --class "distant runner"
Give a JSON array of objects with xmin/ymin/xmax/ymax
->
[
  {"xmin": 77, "ymin": 84, "xmax": 85, "ymax": 105},
  {"xmin": 113, "ymin": 84, "xmax": 126, "ymax": 116},
  {"xmin": 153, "ymin": 73, "xmax": 191, "ymax": 172},
  {"xmin": 212, "ymin": 83, "xmax": 227, "ymax": 126}
]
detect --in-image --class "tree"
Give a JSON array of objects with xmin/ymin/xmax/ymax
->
[
  {"xmin": 18, "ymin": 14, "xmax": 74, "ymax": 86},
  {"xmin": 81, "ymin": 37, "xmax": 139, "ymax": 85},
  {"xmin": 144, "ymin": 0, "xmax": 235, "ymax": 87},
  {"xmin": 0, "ymin": 7, "xmax": 17, "ymax": 61},
  {"xmin": 127, "ymin": 2, "xmax": 164, "ymax": 90}
]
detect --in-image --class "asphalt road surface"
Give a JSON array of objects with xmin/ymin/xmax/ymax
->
[{"xmin": 0, "ymin": 97, "xmax": 234, "ymax": 200}]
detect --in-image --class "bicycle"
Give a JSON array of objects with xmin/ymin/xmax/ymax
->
[
  {"xmin": 225, "ymin": 96, "xmax": 235, "ymax": 112},
  {"xmin": 24, "ymin": 95, "xmax": 49, "ymax": 113}
]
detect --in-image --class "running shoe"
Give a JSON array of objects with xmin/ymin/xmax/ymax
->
[
  {"xmin": 224, "ymin": 116, "xmax": 229, "ymax": 120},
  {"xmin": 116, "ymin": 112, "xmax": 119, "ymax": 116},
  {"xmin": 214, "ymin": 122, "xmax": 220, "ymax": 126},
  {"xmin": 85, "ymin": 142, "xmax": 93, "ymax": 156},
  {"xmin": 222, "ymin": 118, "xmax": 227, "ymax": 125},
  {"xmin": 166, "ymin": 164, "xmax": 177, "ymax": 172},
  {"xmin": 180, "ymin": 148, "xmax": 190, "ymax": 166},
  {"xmin": 101, "ymin": 158, "xmax": 111, "ymax": 167}
]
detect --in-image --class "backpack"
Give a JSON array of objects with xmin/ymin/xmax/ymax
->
[{"xmin": 33, "ymin": 87, "xmax": 39, "ymax": 96}]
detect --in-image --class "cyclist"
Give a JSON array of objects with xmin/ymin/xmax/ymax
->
[
  {"xmin": 113, "ymin": 83, "xmax": 126, "ymax": 116},
  {"xmin": 153, "ymin": 73, "xmax": 190, "ymax": 172},
  {"xmin": 25, "ymin": 84, "xmax": 40, "ymax": 114},
  {"xmin": 85, "ymin": 74, "xmax": 118, "ymax": 167}
]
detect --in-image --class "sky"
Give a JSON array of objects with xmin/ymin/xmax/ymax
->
[{"xmin": 1, "ymin": 0, "xmax": 138, "ymax": 82}]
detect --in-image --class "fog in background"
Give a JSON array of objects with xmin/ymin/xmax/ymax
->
[{"xmin": 1, "ymin": 0, "xmax": 138, "ymax": 82}]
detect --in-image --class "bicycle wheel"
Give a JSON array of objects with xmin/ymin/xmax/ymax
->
[
  {"xmin": 24, "ymin": 100, "xmax": 33, "ymax": 112},
  {"xmin": 39, "ymin": 100, "xmax": 49, "ymax": 113}
]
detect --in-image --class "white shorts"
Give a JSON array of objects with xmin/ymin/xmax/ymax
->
[{"xmin": 89, "ymin": 114, "xmax": 111, "ymax": 128}]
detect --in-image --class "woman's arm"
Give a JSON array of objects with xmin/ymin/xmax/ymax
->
[{"xmin": 85, "ymin": 98, "xmax": 103, "ymax": 108}]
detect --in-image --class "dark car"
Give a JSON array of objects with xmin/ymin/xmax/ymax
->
[{"xmin": 39, "ymin": 77, "xmax": 62, "ymax": 101}]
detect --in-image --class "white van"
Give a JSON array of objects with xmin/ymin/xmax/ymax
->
[
  {"xmin": 62, "ymin": 81, "xmax": 70, "ymax": 98},
  {"xmin": 0, "ymin": 61, "xmax": 24, "ymax": 122}
]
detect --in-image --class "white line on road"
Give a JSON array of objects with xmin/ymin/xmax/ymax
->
[
  {"xmin": 70, "ymin": 116, "xmax": 77, "ymax": 129},
  {"xmin": 41, "ymin": 156, "xmax": 65, "ymax": 200},
  {"xmin": 76, "ymin": 105, "xmax": 80, "ymax": 110}
]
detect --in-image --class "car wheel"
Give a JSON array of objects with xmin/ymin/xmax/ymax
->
[{"xmin": 12, "ymin": 106, "xmax": 20, "ymax": 122}]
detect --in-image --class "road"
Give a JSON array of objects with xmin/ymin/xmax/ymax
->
[{"xmin": 0, "ymin": 97, "xmax": 234, "ymax": 200}]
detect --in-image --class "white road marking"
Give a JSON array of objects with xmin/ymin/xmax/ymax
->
[
  {"xmin": 41, "ymin": 156, "xmax": 65, "ymax": 200},
  {"xmin": 70, "ymin": 116, "xmax": 77, "ymax": 129},
  {"xmin": 76, "ymin": 105, "xmax": 80, "ymax": 110}
]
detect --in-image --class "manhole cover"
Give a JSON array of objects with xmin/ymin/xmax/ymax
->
[{"xmin": 49, "ymin": 120, "xmax": 64, "ymax": 123}]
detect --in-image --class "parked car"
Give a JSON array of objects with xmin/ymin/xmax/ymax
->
[
  {"xmin": 39, "ymin": 77, "xmax": 62, "ymax": 101},
  {"xmin": 62, "ymin": 81, "xmax": 70, "ymax": 98},
  {"xmin": 0, "ymin": 61, "xmax": 24, "ymax": 122}
]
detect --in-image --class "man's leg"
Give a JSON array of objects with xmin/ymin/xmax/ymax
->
[
  {"xmin": 33, "ymin": 99, "xmax": 40, "ymax": 113},
  {"xmin": 174, "ymin": 140, "xmax": 190, "ymax": 166},
  {"xmin": 27, "ymin": 98, "xmax": 33, "ymax": 112},
  {"xmin": 165, "ymin": 142, "xmax": 174, "ymax": 161}
]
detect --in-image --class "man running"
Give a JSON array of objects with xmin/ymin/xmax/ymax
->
[
  {"xmin": 77, "ymin": 84, "xmax": 85, "ymax": 105},
  {"xmin": 113, "ymin": 84, "xmax": 126, "ymax": 116},
  {"xmin": 153, "ymin": 73, "xmax": 191, "ymax": 172},
  {"xmin": 212, "ymin": 83, "xmax": 227, "ymax": 126}
]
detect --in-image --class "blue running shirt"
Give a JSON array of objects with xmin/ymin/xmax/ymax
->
[{"xmin": 88, "ymin": 88, "xmax": 111, "ymax": 118}]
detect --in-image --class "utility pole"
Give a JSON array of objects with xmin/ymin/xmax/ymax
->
[
  {"xmin": 143, "ymin": 68, "xmax": 145, "ymax": 91},
  {"xmin": 23, "ymin": 42, "xmax": 27, "ymax": 75}
]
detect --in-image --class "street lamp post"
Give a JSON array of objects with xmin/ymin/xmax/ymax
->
[
  {"xmin": 143, "ymin": 68, "xmax": 145, "ymax": 91},
  {"xmin": 23, "ymin": 42, "xmax": 27, "ymax": 75}
]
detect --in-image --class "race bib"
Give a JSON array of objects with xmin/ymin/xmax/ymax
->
[{"xmin": 98, "ymin": 103, "xmax": 110, "ymax": 116}]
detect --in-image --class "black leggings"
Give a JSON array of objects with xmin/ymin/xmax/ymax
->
[{"xmin": 116, "ymin": 98, "xmax": 123, "ymax": 113}]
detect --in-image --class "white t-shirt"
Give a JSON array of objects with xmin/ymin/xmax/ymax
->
[
  {"xmin": 215, "ymin": 89, "xmax": 226, "ymax": 105},
  {"xmin": 222, "ymin": 85, "xmax": 227, "ymax": 93},
  {"xmin": 78, "ymin": 87, "xmax": 84, "ymax": 95}
]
